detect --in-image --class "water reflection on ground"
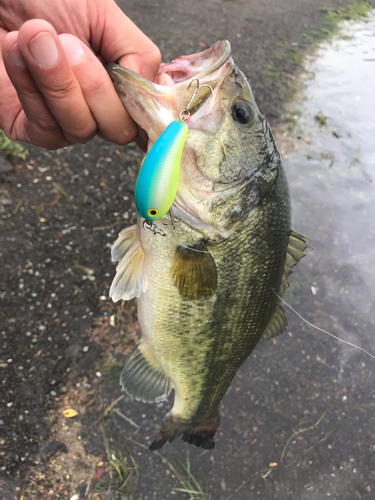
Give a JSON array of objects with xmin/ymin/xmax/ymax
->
[
  {"xmin": 97, "ymin": 15, "xmax": 375, "ymax": 500},
  {"xmin": 259, "ymin": 13, "xmax": 375, "ymax": 499}
]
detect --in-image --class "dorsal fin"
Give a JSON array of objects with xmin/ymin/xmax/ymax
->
[
  {"xmin": 171, "ymin": 240, "xmax": 217, "ymax": 300},
  {"xmin": 110, "ymin": 225, "xmax": 148, "ymax": 302},
  {"xmin": 259, "ymin": 231, "xmax": 311, "ymax": 343},
  {"xmin": 280, "ymin": 231, "xmax": 311, "ymax": 295},
  {"xmin": 120, "ymin": 343, "xmax": 172, "ymax": 403}
]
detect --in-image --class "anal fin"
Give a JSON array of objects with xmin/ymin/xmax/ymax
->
[
  {"xmin": 120, "ymin": 343, "xmax": 172, "ymax": 404},
  {"xmin": 110, "ymin": 225, "xmax": 148, "ymax": 302}
]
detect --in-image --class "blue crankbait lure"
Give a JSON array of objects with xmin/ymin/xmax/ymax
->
[
  {"xmin": 134, "ymin": 80, "xmax": 213, "ymax": 228},
  {"xmin": 135, "ymin": 120, "xmax": 188, "ymax": 221}
]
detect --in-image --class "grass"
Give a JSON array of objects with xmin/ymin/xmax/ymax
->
[
  {"xmin": 173, "ymin": 450, "xmax": 211, "ymax": 499},
  {"xmin": 0, "ymin": 129, "xmax": 28, "ymax": 159},
  {"xmin": 266, "ymin": 0, "xmax": 373, "ymax": 103},
  {"xmin": 95, "ymin": 417, "xmax": 139, "ymax": 499},
  {"xmin": 277, "ymin": 405, "xmax": 334, "ymax": 466},
  {"xmin": 110, "ymin": 416, "xmax": 209, "ymax": 500},
  {"xmin": 322, "ymin": 0, "xmax": 373, "ymax": 29},
  {"xmin": 315, "ymin": 110, "xmax": 328, "ymax": 128},
  {"xmin": 86, "ymin": 394, "xmax": 209, "ymax": 499}
]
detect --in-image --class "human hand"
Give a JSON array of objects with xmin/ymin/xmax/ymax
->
[{"xmin": 0, "ymin": 0, "xmax": 160, "ymax": 149}]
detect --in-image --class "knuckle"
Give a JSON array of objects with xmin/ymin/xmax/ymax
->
[
  {"xmin": 115, "ymin": 128, "xmax": 137, "ymax": 146},
  {"xmin": 83, "ymin": 73, "xmax": 108, "ymax": 97},
  {"xmin": 27, "ymin": 125, "xmax": 69, "ymax": 150},
  {"xmin": 36, "ymin": 118, "xmax": 60, "ymax": 135},
  {"xmin": 65, "ymin": 124, "xmax": 97, "ymax": 143},
  {"xmin": 78, "ymin": 123, "xmax": 97, "ymax": 140},
  {"xmin": 44, "ymin": 76, "xmax": 78, "ymax": 103}
]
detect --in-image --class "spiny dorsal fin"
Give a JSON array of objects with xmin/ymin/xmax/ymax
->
[
  {"xmin": 171, "ymin": 240, "xmax": 217, "ymax": 300},
  {"xmin": 280, "ymin": 231, "xmax": 311, "ymax": 295},
  {"xmin": 258, "ymin": 304, "xmax": 287, "ymax": 344},
  {"xmin": 110, "ymin": 225, "xmax": 148, "ymax": 302},
  {"xmin": 120, "ymin": 343, "xmax": 172, "ymax": 403}
]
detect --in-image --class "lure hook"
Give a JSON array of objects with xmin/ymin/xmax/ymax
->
[
  {"xmin": 143, "ymin": 219, "xmax": 167, "ymax": 237},
  {"xmin": 179, "ymin": 79, "xmax": 214, "ymax": 121}
]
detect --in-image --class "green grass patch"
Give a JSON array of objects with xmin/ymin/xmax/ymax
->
[
  {"xmin": 322, "ymin": 0, "xmax": 372, "ymax": 29},
  {"xmin": 0, "ymin": 129, "xmax": 28, "ymax": 159},
  {"xmin": 173, "ymin": 450, "xmax": 210, "ymax": 499},
  {"xmin": 94, "ymin": 417, "xmax": 139, "ymax": 498},
  {"xmin": 315, "ymin": 110, "xmax": 328, "ymax": 128},
  {"xmin": 266, "ymin": 0, "xmax": 373, "ymax": 104}
]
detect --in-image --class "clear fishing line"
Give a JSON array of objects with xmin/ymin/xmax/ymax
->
[{"xmin": 271, "ymin": 288, "xmax": 375, "ymax": 361}]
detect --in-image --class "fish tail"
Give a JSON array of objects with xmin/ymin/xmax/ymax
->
[{"xmin": 149, "ymin": 414, "xmax": 220, "ymax": 451}]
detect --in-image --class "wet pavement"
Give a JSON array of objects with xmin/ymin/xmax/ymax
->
[{"xmin": 100, "ymin": 13, "xmax": 375, "ymax": 500}]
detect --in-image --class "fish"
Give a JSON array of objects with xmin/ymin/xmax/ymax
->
[{"xmin": 107, "ymin": 40, "xmax": 309, "ymax": 450}]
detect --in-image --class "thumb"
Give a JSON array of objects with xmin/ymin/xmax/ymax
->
[{"xmin": 91, "ymin": 0, "xmax": 161, "ymax": 81}]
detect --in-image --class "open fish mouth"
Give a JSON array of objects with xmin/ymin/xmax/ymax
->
[
  {"xmin": 155, "ymin": 40, "xmax": 231, "ymax": 86},
  {"xmin": 108, "ymin": 40, "xmax": 242, "ymax": 192},
  {"xmin": 108, "ymin": 41, "xmax": 266, "ymax": 233},
  {"xmin": 107, "ymin": 40, "xmax": 232, "ymax": 139}
]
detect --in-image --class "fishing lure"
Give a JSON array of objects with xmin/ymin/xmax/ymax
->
[{"xmin": 134, "ymin": 80, "xmax": 213, "ymax": 231}]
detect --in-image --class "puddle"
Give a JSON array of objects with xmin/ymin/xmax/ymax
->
[{"xmin": 281, "ymin": 13, "xmax": 375, "ymax": 323}]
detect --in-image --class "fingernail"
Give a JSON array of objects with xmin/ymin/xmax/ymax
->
[
  {"xmin": 59, "ymin": 34, "xmax": 84, "ymax": 64},
  {"xmin": 9, "ymin": 43, "xmax": 26, "ymax": 69},
  {"xmin": 28, "ymin": 32, "xmax": 58, "ymax": 68}
]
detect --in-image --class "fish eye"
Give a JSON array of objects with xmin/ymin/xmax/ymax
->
[
  {"xmin": 232, "ymin": 100, "xmax": 255, "ymax": 125},
  {"xmin": 147, "ymin": 208, "xmax": 158, "ymax": 217}
]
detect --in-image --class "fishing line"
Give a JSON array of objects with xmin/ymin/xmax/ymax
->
[{"xmin": 271, "ymin": 288, "xmax": 375, "ymax": 361}]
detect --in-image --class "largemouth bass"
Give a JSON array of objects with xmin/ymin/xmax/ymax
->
[{"xmin": 108, "ymin": 41, "xmax": 309, "ymax": 450}]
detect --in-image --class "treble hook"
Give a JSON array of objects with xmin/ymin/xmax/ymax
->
[
  {"xmin": 179, "ymin": 79, "xmax": 214, "ymax": 121},
  {"xmin": 143, "ymin": 219, "xmax": 167, "ymax": 237}
]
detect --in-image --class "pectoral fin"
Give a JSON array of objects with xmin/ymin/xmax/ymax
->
[
  {"xmin": 120, "ymin": 343, "xmax": 172, "ymax": 403},
  {"xmin": 172, "ymin": 240, "xmax": 217, "ymax": 300},
  {"xmin": 110, "ymin": 225, "xmax": 148, "ymax": 302}
]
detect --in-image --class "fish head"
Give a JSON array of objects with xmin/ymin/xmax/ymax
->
[{"xmin": 108, "ymin": 41, "xmax": 282, "ymax": 237}]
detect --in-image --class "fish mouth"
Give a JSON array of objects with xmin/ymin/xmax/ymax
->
[
  {"xmin": 155, "ymin": 40, "xmax": 232, "ymax": 84},
  {"xmin": 108, "ymin": 41, "xmax": 247, "ymax": 233},
  {"xmin": 107, "ymin": 41, "xmax": 232, "ymax": 141}
]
